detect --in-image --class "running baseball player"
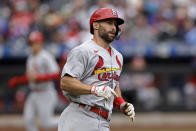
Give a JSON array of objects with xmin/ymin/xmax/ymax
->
[
  {"xmin": 10, "ymin": 31, "xmax": 60, "ymax": 131},
  {"xmin": 58, "ymin": 8, "xmax": 135, "ymax": 131}
]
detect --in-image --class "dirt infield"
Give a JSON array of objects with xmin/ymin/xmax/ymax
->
[
  {"xmin": 1, "ymin": 126, "xmax": 196, "ymax": 131},
  {"xmin": 0, "ymin": 112, "xmax": 196, "ymax": 131}
]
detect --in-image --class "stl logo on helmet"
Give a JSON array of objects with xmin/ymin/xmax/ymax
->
[{"xmin": 112, "ymin": 9, "xmax": 117, "ymax": 16}]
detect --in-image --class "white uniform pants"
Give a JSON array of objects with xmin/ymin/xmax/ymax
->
[{"xmin": 24, "ymin": 88, "xmax": 58, "ymax": 131}]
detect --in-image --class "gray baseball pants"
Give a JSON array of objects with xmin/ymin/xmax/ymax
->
[{"xmin": 58, "ymin": 102, "xmax": 110, "ymax": 131}]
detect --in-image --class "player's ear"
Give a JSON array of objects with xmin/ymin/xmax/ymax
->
[{"xmin": 93, "ymin": 22, "xmax": 99, "ymax": 31}]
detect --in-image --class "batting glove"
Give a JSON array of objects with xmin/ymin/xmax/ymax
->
[
  {"xmin": 120, "ymin": 102, "xmax": 135, "ymax": 120},
  {"xmin": 91, "ymin": 85, "xmax": 117, "ymax": 100}
]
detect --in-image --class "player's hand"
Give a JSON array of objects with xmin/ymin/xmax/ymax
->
[
  {"xmin": 90, "ymin": 85, "xmax": 117, "ymax": 100},
  {"xmin": 27, "ymin": 71, "xmax": 37, "ymax": 82},
  {"xmin": 120, "ymin": 102, "xmax": 135, "ymax": 120}
]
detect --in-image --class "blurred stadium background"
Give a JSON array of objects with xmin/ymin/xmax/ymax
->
[{"xmin": 1, "ymin": 0, "xmax": 196, "ymax": 130}]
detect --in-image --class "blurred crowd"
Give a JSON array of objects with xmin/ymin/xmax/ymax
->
[
  {"xmin": 1, "ymin": 0, "xmax": 196, "ymax": 58},
  {"xmin": 120, "ymin": 57, "xmax": 161, "ymax": 111},
  {"xmin": 120, "ymin": 56, "xmax": 196, "ymax": 111}
]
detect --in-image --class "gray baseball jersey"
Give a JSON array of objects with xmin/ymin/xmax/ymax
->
[
  {"xmin": 27, "ymin": 50, "xmax": 59, "ymax": 90},
  {"xmin": 61, "ymin": 40, "xmax": 123, "ymax": 113}
]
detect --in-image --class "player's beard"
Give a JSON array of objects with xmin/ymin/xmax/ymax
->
[{"xmin": 98, "ymin": 25, "xmax": 115, "ymax": 43}]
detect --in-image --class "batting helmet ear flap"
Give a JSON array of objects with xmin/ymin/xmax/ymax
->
[{"xmin": 115, "ymin": 25, "xmax": 121, "ymax": 40}]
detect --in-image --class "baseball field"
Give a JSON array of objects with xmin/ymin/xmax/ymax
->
[{"xmin": 0, "ymin": 112, "xmax": 196, "ymax": 131}]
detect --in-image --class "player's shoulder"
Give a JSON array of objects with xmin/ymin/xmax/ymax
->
[
  {"xmin": 40, "ymin": 50, "xmax": 53, "ymax": 57},
  {"xmin": 38, "ymin": 50, "xmax": 56, "ymax": 61}
]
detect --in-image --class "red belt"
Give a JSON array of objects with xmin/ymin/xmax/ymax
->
[{"xmin": 79, "ymin": 103, "xmax": 108, "ymax": 120}]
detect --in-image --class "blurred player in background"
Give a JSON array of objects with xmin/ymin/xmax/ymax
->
[
  {"xmin": 8, "ymin": 30, "xmax": 60, "ymax": 131},
  {"xmin": 58, "ymin": 8, "xmax": 135, "ymax": 131}
]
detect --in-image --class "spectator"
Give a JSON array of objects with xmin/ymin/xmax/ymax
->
[
  {"xmin": 0, "ymin": 0, "xmax": 10, "ymax": 43},
  {"xmin": 130, "ymin": 13, "xmax": 157, "ymax": 45},
  {"xmin": 184, "ymin": 58, "xmax": 196, "ymax": 109},
  {"xmin": 184, "ymin": 73, "xmax": 196, "ymax": 110},
  {"xmin": 185, "ymin": 21, "xmax": 196, "ymax": 45},
  {"xmin": 89, "ymin": 0, "xmax": 114, "ymax": 16},
  {"xmin": 9, "ymin": 0, "xmax": 34, "ymax": 39},
  {"xmin": 128, "ymin": 57, "xmax": 160, "ymax": 110}
]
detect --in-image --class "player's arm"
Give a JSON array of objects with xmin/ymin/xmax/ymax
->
[
  {"xmin": 61, "ymin": 75, "xmax": 91, "ymax": 95},
  {"xmin": 8, "ymin": 75, "xmax": 29, "ymax": 88},
  {"xmin": 114, "ymin": 85, "xmax": 122, "ymax": 97},
  {"xmin": 8, "ymin": 73, "xmax": 60, "ymax": 88},
  {"xmin": 61, "ymin": 75, "xmax": 117, "ymax": 99},
  {"xmin": 26, "ymin": 53, "xmax": 60, "ymax": 83},
  {"xmin": 114, "ymin": 86, "xmax": 135, "ymax": 120}
]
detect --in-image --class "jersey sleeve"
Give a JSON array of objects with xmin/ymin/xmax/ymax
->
[{"xmin": 61, "ymin": 48, "xmax": 86, "ymax": 80}]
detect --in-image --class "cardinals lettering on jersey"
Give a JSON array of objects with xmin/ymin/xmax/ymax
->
[{"xmin": 91, "ymin": 55, "xmax": 121, "ymax": 81}]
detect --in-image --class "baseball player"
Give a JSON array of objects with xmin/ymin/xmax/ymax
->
[
  {"xmin": 58, "ymin": 8, "xmax": 135, "ymax": 131},
  {"xmin": 12, "ymin": 31, "xmax": 60, "ymax": 131}
]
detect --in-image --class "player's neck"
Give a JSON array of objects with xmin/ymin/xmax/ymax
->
[
  {"xmin": 92, "ymin": 36, "xmax": 110, "ymax": 49},
  {"xmin": 32, "ymin": 49, "xmax": 41, "ymax": 56}
]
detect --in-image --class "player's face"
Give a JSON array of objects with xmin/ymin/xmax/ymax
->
[
  {"xmin": 98, "ymin": 19, "xmax": 117, "ymax": 43},
  {"xmin": 30, "ymin": 42, "xmax": 42, "ymax": 54}
]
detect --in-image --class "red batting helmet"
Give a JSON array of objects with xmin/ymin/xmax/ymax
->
[
  {"xmin": 29, "ymin": 31, "xmax": 44, "ymax": 44},
  {"xmin": 90, "ymin": 8, "xmax": 124, "ymax": 34}
]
